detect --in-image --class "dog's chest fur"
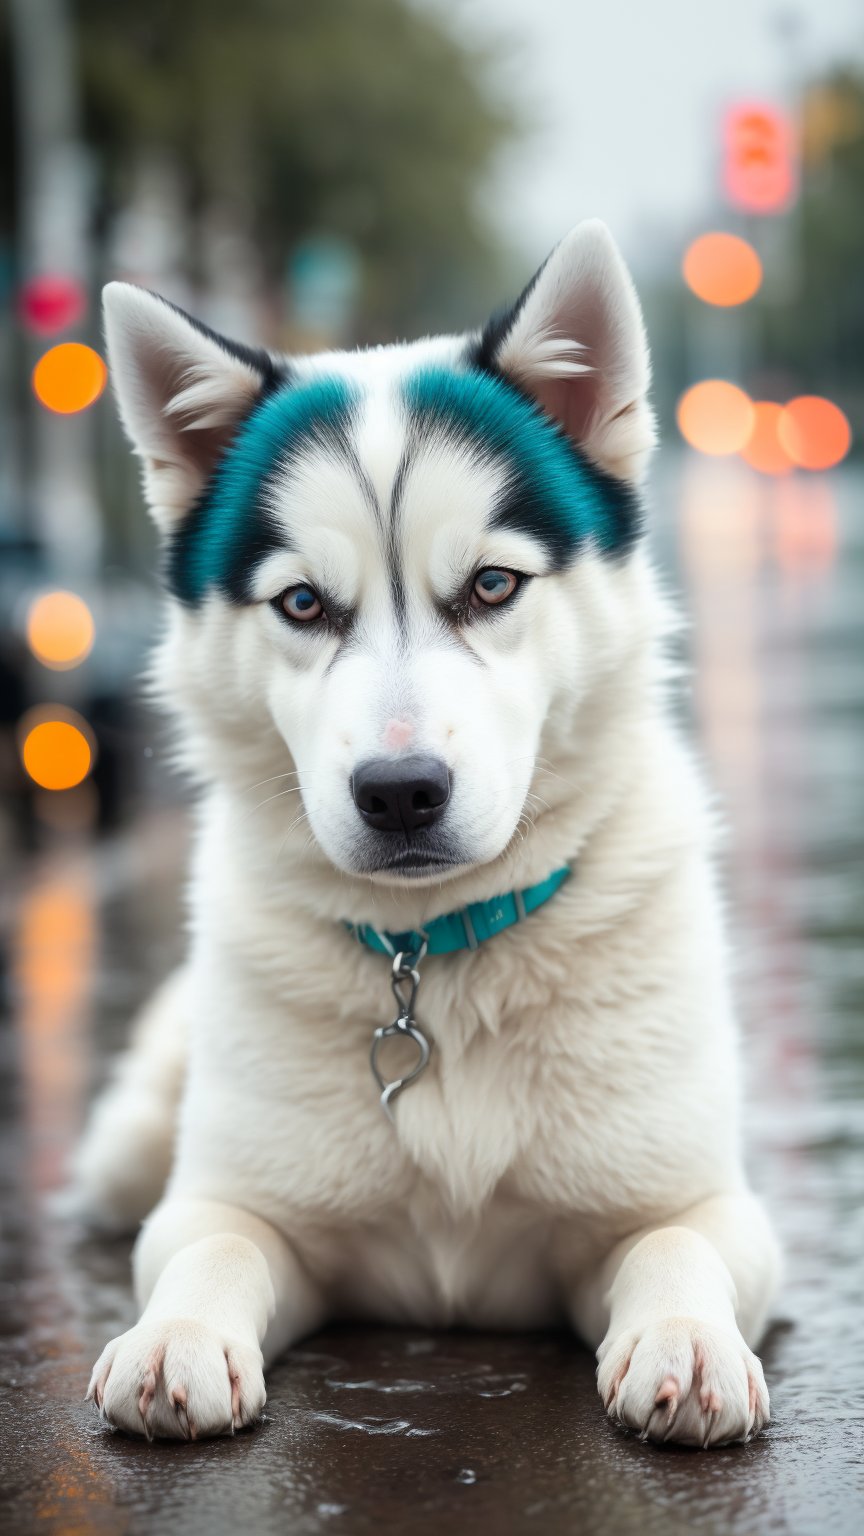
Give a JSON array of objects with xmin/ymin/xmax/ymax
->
[{"xmin": 173, "ymin": 808, "xmax": 740, "ymax": 1327}]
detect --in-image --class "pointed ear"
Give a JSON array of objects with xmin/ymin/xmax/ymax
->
[
  {"xmin": 102, "ymin": 283, "xmax": 283, "ymax": 528},
  {"xmin": 475, "ymin": 221, "xmax": 655, "ymax": 484}
]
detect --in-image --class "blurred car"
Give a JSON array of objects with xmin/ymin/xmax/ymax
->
[{"xmin": 0, "ymin": 523, "xmax": 158, "ymax": 847}]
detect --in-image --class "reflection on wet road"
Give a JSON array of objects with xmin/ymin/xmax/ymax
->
[{"xmin": 1, "ymin": 458, "xmax": 862, "ymax": 1533}]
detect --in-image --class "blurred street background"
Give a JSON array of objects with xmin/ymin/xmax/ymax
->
[{"xmin": 1, "ymin": 2, "xmax": 863, "ymax": 1533}]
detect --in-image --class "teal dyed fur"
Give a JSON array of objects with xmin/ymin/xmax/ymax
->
[
  {"xmin": 170, "ymin": 362, "xmax": 638, "ymax": 605},
  {"xmin": 403, "ymin": 367, "xmax": 638, "ymax": 558},
  {"xmin": 170, "ymin": 376, "xmax": 358, "ymax": 604}
]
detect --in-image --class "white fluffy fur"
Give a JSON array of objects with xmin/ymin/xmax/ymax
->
[{"xmin": 78, "ymin": 223, "xmax": 779, "ymax": 1448}]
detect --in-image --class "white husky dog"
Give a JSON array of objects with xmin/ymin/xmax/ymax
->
[{"xmin": 77, "ymin": 222, "xmax": 779, "ymax": 1447}]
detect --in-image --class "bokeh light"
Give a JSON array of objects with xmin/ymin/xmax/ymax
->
[
  {"xmin": 32, "ymin": 342, "xmax": 107, "ymax": 414},
  {"xmin": 682, "ymin": 232, "xmax": 762, "ymax": 306},
  {"xmin": 723, "ymin": 102, "xmax": 795, "ymax": 214},
  {"xmin": 778, "ymin": 396, "xmax": 851, "ymax": 470},
  {"xmin": 26, "ymin": 591, "xmax": 95, "ymax": 670},
  {"xmin": 19, "ymin": 275, "xmax": 87, "ymax": 336},
  {"xmin": 19, "ymin": 708, "xmax": 95, "ymax": 791},
  {"xmin": 740, "ymin": 402, "xmax": 793, "ymax": 475},
  {"xmin": 677, "ymin": 381, "xmax": 755, "ymax": 456}
]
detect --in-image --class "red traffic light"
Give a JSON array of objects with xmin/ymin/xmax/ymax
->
[
  {"xmin": 19, "ymin": 275, "xmax": 87, "ymax": 336},
  {"xmin": 723, "ymin": 103, "xmax": 796, "ymax": 214}
]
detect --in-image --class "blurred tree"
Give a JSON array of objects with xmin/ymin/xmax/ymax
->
[
  {"xmin": 8, "ymin": 0, "xmax": 513, "ymax": 338},
  {"xmin": 762, "ymin": 72, "xmax": 864, "ymax": 403}
]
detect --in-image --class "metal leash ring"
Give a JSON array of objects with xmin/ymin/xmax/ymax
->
[
  {"xmin": 370, "ymin": 1016, "xmax": 431, "ymax": 1123},
  {"xmin": 369, "ymin": 938, "xmax": 431, "ymax": 1122}
]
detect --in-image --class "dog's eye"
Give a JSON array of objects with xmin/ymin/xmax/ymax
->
[
  {"xmin": 280, "ymin": 585, "xmax": 324, "ymax": 623},
  {"xmin": 471, "ymin": 568, "xmax": 519, "ymax": 609}
]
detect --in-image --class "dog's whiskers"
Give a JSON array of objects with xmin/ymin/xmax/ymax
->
[
  {"xmin": 266, "ymin": 800, "xmax": 318, "ymax": 886},
  {"xmin": 534, "ymin": 757, "xmax": 584, "ymax": 795},
  {"xmin": 500, "ymin": 752, "xmax": 582, "ymax": 799},
  {"xmin": 243, "ymin": 771, "xmax": 303, "ymax": 794},
  {"xmin": 241, "ymin": 785, "xmax": 306, "ymax": 825}
]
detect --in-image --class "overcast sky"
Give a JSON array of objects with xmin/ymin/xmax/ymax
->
[{"xmin": 431, "ymin": 0, "xmax": 864, "ymax": 274}]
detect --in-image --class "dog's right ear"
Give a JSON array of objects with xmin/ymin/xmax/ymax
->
[{"xmin": 103, "ymin": 284, "xmax": 280, "ymax": 530}]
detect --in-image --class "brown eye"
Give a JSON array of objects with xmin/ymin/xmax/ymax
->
[
  {"xmin": 281, "ymin": 585, "xmax": 323, "ymax": 623},
  {"xmin": 471, "ymin": 568, "xmax": 519, "ymax": 609}
]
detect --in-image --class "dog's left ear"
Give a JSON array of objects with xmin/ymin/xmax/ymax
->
[{"xmin": 475, "ymin": 220, "xmax": 655, "ymax": 484}]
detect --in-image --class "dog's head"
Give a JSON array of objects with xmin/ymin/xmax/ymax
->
[{"xmin": 106, "ymin": 222, "xmax": 658, "ymax": 886}]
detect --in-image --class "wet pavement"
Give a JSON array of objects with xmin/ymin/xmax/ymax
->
[{"xmin": 1, "ymin": 457, "xmax": 863, "ymax": 1534}]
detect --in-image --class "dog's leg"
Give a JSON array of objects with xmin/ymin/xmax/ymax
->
[
  {"xmin": 571, "ymin": 1192, "xmax": 781, "ymax": 1448},
  {"xmin": 87, "ymin": 1197, "xmax": 325, "ymax": 1440},
  {"xmin": 72, "ymin": 968, "xmax": 190, "ymax": 1232}
]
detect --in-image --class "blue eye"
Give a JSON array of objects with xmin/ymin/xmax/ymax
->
[
  {"xmin": 472, "ymin": 568, "xmax": 518, "ymax": 608},
  {"xmin": 280, "ymin": 585, "xmax": 324, "ymax": 623}
]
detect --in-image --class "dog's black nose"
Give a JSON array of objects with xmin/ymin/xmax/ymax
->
[{"xmin": 352, "ymin": 754, "xmax": 451, "ymax": 833}]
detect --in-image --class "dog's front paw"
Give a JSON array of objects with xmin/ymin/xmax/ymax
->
[
  {"xmin": 597, "ymin": 1316, "xmax": 769, "ymax": 1448},
  {"xmin": 87, "ymin": 1318, "xmax": 265, "ymax": 1440}
]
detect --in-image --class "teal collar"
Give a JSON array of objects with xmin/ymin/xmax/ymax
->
[{"xmin": 345, "ymin": 865, "xmax": 571, "ymax": 959}]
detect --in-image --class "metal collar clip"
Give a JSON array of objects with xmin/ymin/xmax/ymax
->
[{"xmin": 369, "ymin": 940, "xmax": 432, "ymax": 1123}]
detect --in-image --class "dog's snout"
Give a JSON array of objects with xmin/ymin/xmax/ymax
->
[{"xmin": 352, "ymin": 754, "xmax": 451, "ymax": 833}]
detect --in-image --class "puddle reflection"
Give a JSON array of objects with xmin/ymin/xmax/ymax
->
[
  {"xmin": 674, "ymin": 454, "xmax": 858, "ymax": 1336},
  {"xmin": 14, "ymin": 862, "xmax": 97, "ymax": 1194}
]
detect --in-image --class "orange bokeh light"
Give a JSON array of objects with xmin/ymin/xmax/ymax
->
[
  {"xmin": 677, "ymin": 381, "xmax": 755, "ymax": 456},
  {"xmin": 778, "ymin": 396, "xmax": 851, "ymax": 470},
  {"xmin": 26, "ymin": 591, "xmax": 95, "ymax": 670},
  {"xmin": 32, "ymin": 342, "xmax": 107, "ymax": 414},
  {"xmin": 20, "ymin": 713, "xmax": 94, "ymax": 791},
  {"xmin": 683, "ymin": 233, "xmax": 762, "ymax": 306},
  {"xmin": 740, "ymin": 402, "xmax": 793, "ymax": 475}
]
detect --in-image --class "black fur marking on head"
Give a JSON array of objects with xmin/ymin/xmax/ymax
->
[
  {"xmin": 465, "ymin": 254, "xmax": 550, "ymax": 380},
  {"xmin": 342, "ymin": 440, "xmax": 382, "ymax": 529},
  {"xmin": 402, "ymin": 367, "xmax": 642, "ymax": 567},
  {"xmin": 387, "ymin": 439, "xmax": 413, "ymax": 628},
  {"xmin": 152, "ymin": 290, "xmax": 290, "ymax": 399}
]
